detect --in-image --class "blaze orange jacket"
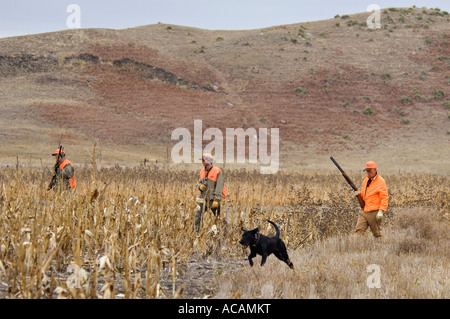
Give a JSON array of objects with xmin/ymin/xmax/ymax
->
[
  {"xmin": 199, "ymin": 166, "xmax": 227, "ymax": 200},
  {"xmin": 59, "ymin": 159, "xmax": 76, "ymax": 188},
  {"xmin": 358, "ymin": 174, "xmax": 388, "ymax": 212}
]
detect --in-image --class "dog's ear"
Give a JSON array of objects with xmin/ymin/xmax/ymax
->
[
  {"xmin": 252, "ymin": 227, "xmax": 260, "ymax": 233},
  {"xmin": 241, "ymin": 227, "xmax": 247, "ymax": 232}
]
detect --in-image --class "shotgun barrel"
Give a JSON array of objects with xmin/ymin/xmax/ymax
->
[
  {"xmin": 330, "ymin": 156, "xmax": 365, "ymax": 209},
  {"xmin": 48, "ymin": 145, "xmax": 63, "ymax": 190}
]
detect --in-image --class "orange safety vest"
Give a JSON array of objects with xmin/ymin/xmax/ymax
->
[
  {"xmin": 359, "ymin": 174, "xmax": 388, "ymax": 212},
  {"xmin": 200, "ymin": 166, "xmax": 227, "ymax": 198},
  {"xmin": 59, "ymin": 159, "xmax": 77, "ymax": 188}
]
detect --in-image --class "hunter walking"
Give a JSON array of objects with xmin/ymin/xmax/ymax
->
[
  {"xmin": 48, "ymin": 146, "xmax": 77, "ymax": 191},
  {"xmin": 354, "ymin": 161, "xmax": 389, "ymax": 238},
  {"xmin": 194, "ymin": 153, "xmax": 226, "ymax": 233}
]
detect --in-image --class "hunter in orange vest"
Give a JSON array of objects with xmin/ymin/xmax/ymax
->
[
  {"xmin": 354, "ymin": 161, "xmax": 389, "ymax": 238},
  {"xmin": 48, "ymin": 148, "xmax": 76, "ymax": 191},
  {"xmin": 194, "ymin": 153, "xmax": 227, "ymax": 232}
]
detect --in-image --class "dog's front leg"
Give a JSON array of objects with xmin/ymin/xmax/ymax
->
[{"xmin": 248, "ymin": 248, "xmax": 257, "ymax": 267}]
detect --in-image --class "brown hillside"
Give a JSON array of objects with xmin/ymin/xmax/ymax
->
[{"xmin": 0, "ymin": 7, "xmax": 449, "ymax": 172}]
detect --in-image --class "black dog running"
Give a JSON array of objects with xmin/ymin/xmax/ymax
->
[{"xmin": 239, "ymin": 220, "xmax": 294, "ymax": 269}]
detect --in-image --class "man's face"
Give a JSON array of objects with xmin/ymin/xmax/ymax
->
[
  {"xmin": 202, "ymin": 157, "xmax": 211, "ymax": 168},
  {"xmin": 366, "ymin": 168, "xmax": 377, "ymax": 178}
]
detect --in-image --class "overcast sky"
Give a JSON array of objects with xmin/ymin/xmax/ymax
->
[{"xmin": 0, "ymin": 0, "xmax": 449, "ymax": 38}]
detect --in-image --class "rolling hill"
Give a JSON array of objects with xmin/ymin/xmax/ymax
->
[{"xmin": 0, "ymin": 6, "xmax": 449, "ymax": 172}]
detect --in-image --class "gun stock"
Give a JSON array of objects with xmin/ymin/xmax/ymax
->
[{"xmin": 330, "ymin": 156, "xmax": 365, "ymax": 209}]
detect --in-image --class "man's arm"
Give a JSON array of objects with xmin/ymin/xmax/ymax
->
[
  {"xmin": 379, "ymin": 180, "xmax": 389, "ymax": 212},
  {"xmin": 197, "ymin": 176, "xmax": 207, "ymax": 193},
  {"xmin": 214, "ymin": 171, "xmax": 224, "ymax": 202}
]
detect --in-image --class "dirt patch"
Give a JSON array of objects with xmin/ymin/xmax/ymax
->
[{"xmin": 156, "ymin": 257, "xmax": 246, "ymax": 299}]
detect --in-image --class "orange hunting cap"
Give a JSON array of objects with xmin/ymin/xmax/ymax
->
[
  {"xmin": 201, "ymin": 153, "xmax": 213, "ymax": 163},
  {"xmin": 52, "ymin": 149, "xmax": 65, "ymax": 156},
  {"xmin": 364, "ymin": 161, "xmax": 377, "ymax": 170}
]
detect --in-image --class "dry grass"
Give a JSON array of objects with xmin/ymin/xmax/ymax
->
[
  {"xmin": 215, "ymin": 207, "xmax": 450, "ymax": 299},
  {"xmin": 0, "ymin": 164, "xmax": 448, "ymax": 299}
]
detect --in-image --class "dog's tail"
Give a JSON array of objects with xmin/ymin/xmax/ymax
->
[{"xmin": 267, "ymin": 220, "xmax": 280, "ymax": 238}]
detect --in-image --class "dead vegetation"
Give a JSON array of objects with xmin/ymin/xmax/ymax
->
[
  {"xmin": 215, "ymin": 207, "xmax": 449, "ymax": 299},
  {"xmin": 0, "ymin": 165, "xmax": 448, "ymax": 299}
]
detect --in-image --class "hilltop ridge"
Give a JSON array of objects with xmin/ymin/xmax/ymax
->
[{"xmin": 0, "ymin": 6, "xmax": 448, "ymax": 172}]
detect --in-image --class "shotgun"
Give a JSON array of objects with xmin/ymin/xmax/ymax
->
[
  {"xmin": 330, "ymin": 156, "xmax": 365, "ymax": 209},
  {"xmin": 48, "ymin": 145, "xmax": 63, "ymax": 190}
]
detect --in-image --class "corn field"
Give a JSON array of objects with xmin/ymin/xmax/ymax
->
[{"xmin": 0, "ymin": 165, "xmax": 448, "ymax": 299}]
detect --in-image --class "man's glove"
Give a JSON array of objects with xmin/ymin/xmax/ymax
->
[
  {"xmin": 199, "ymin": 184, "xmax": 206, "ymax": 191},
  {"xmin": 376, "ymin": 210, "xmax": 384, "ymax": 221},
  {"xmin": 211, "ymin": 201, "xmax": 219, "ymax": 209},
  {"xmin": 354, "ymin": 190, "xmax": 360, "ymax": 196}
]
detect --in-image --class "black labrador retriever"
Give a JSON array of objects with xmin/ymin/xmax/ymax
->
[{"xmin": 239, "ymin": 220, "xmax": 294, "ymax": 269}]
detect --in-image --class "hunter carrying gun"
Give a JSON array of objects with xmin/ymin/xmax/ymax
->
[
  {"xmin": 331, "ymin": 157, "xmax": 389, "ymax": 238},
  {"xmin": 194, "ymin": 153, "xmax": 227, "ymax": 233},
  {"xmin": 48, "ymin": 146, "xmax": 77, "ymax": 191}
]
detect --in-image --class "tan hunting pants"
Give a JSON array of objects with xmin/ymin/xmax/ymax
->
[{"xmin": 355, "ymin": 210, "xmax": 382, "ymax": 238}]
